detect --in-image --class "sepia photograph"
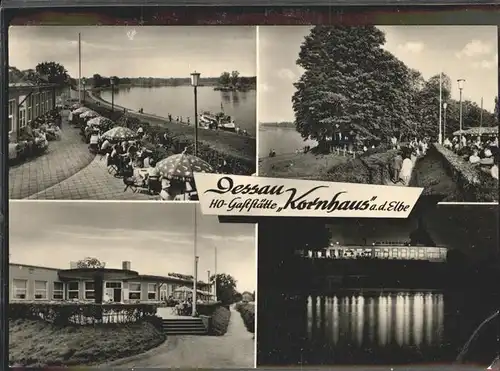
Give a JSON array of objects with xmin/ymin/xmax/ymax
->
[
  {"xmin": 257, "ymin": 204, "xmax": 499, "ymax": 369},
  {"xmin": 8, "ymin": 26, "xmax": 256, "ymax": 200},
  {"xmin": 258, "ymin": 26, "xmax": 498, "ymax": 202},
  {"xmin": 8, "ymin": 202, "xmax": 255, "ymax": 367}
]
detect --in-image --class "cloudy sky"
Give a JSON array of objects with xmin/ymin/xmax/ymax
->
[
  {"xmin": 9, "ymin": 202, "xmax": 256, "ymax": 292},
  {"xmin": 9, "ymin": 26, "xmax": 256, "ymax": 78},
  {"xmin": 259, "ymin": 26, "xmax": 498, "ymax": 123}
]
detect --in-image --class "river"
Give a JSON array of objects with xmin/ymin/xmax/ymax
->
[
  {"xmin": 101, "ymin": 86, "xmax": 256, "ymax": 136},
  {"xmin": 259, "ymin": 124, "xmax": 317, "ymax": 157},
  {"xmin": 258, "ymin": 291, "xmax": 499, "ymax": 367}
]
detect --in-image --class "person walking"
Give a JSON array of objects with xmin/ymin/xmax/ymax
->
[
  {"xmin": 391, "ymin": 151, "xmax": 403, "ymax": 183},
  {"xmin": 399, "ymin": 151, "xmax": 413, "ymax": 186}
]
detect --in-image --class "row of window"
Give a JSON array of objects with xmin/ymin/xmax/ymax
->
[
  {"xmin": 300, "ymin": 247, "xmax": 448, "ymax": 261},
  {"xmin": 8, "ymin": 90, "xmax": 53, "ymax": 133},
  {"xmin": 12, "ymin": 279, "xmax": 160, "ymax": 301}
]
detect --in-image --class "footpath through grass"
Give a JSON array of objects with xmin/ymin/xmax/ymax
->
[{"xmin": 9, "ymin": 318, "xmax": 165, "ymax": 367}]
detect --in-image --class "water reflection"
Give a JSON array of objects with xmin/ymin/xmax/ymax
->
[{"xmin": 306, "ymin": 293, "xmax": 445, "ymax": 348}]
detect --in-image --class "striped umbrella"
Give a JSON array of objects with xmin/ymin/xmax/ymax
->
[
  {"xmin": 102, "ymin": 126, "xmax": 137, "ymax": 141},
  {"xmin": 80, "ymin": 110, "xmax": 99, "ymax": 119},
  {"xmin": 87, "ymin": 116, "xmax": 114, "ymax": 127},
  {"xmin": 72, "ymin": 106, "xmax": 91, "ymax": 114},
  {"xmin": 156, "ymin": 153, "xmax": 214, "ymax": 180}
]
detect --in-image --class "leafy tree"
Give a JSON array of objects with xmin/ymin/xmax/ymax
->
[
  {"xmin": 76, "ymin": 257, "xmax": 106, "ymax": 268},
  {"xmin": 292, "ymin": 26, "xmax": 415, "ymax": 148},
  {"xmin": 219, "ymin": 71, "xmax": 231, "ymax": 86},
  {"xmin": 230, "ymin": 70, "xmax": 240, "ymax": 85},
  {"xmin": 35, "ymin": 61, "xmax": 69, "ymax": 85},
  {"xmin": 211, "ymin": 273, "xmax": 238, "ymax": 304},
  {"xmin": 93, "ymin": 73, "xmax": 104, "ymax": 87}
]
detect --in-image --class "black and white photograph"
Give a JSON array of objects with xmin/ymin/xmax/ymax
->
[
  {"xmin": 8, "ymin": 26, "xmax": 256, "ymax": 200},
  {"xmin": 257, "ymin": 204, "xmax": 499, "ymax": 369},
  {"xmin": 258, "ymin": 26, "xmax": 499, "ymax": 202},
  {"xmin": 8, "ymin": 202, "xmax": 255, "ymax": 367}
]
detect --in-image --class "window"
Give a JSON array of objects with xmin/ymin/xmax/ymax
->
[
  {"xmin": 12, "ymin": 279, "xmax": 27, "ymax": 299},
  {"xmin": 19, "ymin": 105, "xmax": 27, "ymax": 128},
  {"xmin": 68, "ymin": 281, "xmax": 79, "ymax": 299},
  {"xmin": 27, "ymin": 95, "xmax": 32, "ymax": 121},
  {"xmin": 34, "ymin": 93, "xmax": 39, "ymax": 117},
  {"xmin": 84, "ymin": 281, "xmax": 95, "ymax": 300},
  {"xmin": 34, "ymin": 281, "xmax": 48, "ymax": 300},
  {"xmin": 53, "ymin": 282, "xmax": 64, "ymax": 300},
  {"xmin": 129, "ymin": 283, "xmax": 141, "ymax": 300},
  {"xmin": 8, "ymin": 99, "xmax": 15, "ymax": 133},
  {"xmin": 147, "ymin": 283, "xmax": 157, "ymax": 300}
]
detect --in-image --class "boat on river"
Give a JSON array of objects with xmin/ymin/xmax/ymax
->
[{"xmin": 199, "ymin": 111, "xmax": 236, "ymax": 132}]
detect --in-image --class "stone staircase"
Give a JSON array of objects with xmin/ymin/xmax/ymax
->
[{"xmin": 162, "ymin": 317, "xmax": 208, "ymax": 335}]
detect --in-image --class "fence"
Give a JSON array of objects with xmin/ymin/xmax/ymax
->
[{"xmin": 10, "ymin": 302, "xmax": 158, "ymax": 326}]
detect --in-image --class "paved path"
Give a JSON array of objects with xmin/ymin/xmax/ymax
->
[
  {"xmin": 103, "ymin": 308, "xmax": 254, "ymax": 368},
  {"xmin": 27, "ymin": 155, "xmax": 156, "ymax": 200},
  {"xmin": 9, "ymin": 111, "xmax": 95, "ymax": 199}
]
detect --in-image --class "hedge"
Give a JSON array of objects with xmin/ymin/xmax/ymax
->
[
  {"xmin": 210, "ymin": 306, "xmax": 231, "ymax": 336},
  {"xmin": 431, "ymin": 144, "xmax": 498, "ymax": 202},
  {"xmin": 9, "ymin": 302, "xmax": 158, "ymax": 326},
  {"xmin": 235, "ymin": 303, "xmax": 255, "ymax": 334}
]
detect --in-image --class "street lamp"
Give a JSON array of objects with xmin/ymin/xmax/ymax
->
[
  {"xmin": 457, "ymin": 79, "xmax": 465, "ymax": 147},
  {"xmin": 192, "ymin": 256, "xmax": 199, "ymax": 317},
  {"xmin": 442, "ymin": 102, "xmax": 448, "ymax": 141},
  {"xmin": 81, "ymin": 78, "xmax": 86, "ymax": 104},
  {"xmin": 110, "ymin": 77, "xmax": 115, "ymax": 112},
  {"xmin": 190, "ymin": 71, "xmax": 201, "ymax": 156}
]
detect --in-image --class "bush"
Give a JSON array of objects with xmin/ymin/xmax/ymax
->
[
  {"xmin": 235, "ymin": 303, "xmax": 255, "ymax": 334},
  {"xmin": 9, "ymin": 302, "xmax": 158, "ymax": 326},
  {"xmin": 210, "ymin": 306, "xmax": 231, "ymax": 336}
]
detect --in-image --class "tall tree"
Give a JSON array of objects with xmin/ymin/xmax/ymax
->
[
  {"xmin": 211, "ymin": 273, "xmax": 238, "ymax": 304},
  {"xmin": 292, "ymin": 26, "xmax": 416, "ymax": 147},
  {"xmin": 230, "ymin": 70, "xmax": 240, "ymax": 85},
  {"xmin": 219, "ymin": 71, "xmax": 231, "ymax": 86},
  {"xmin": 35, "ymin": 61, "xmax": 69, "ymax": 85}
]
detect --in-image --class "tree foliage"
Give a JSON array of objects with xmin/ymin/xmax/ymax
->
[
  {"xmin": 293, "ymin": 26, "xmax": 497, "ymax": 145},
  {"xmin": 210, "ymin": 273, "xmax": 239, "ymax": 304},
  {"xmin": 76, "ymin": 257, "xmax": 106, "ymax": 269},
  {"xmin": 35, "ymin": 61, "xmax": 69, "ymax": 85}
]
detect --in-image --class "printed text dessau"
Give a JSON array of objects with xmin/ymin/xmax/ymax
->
[{"xmin": 203, "ymin": 176, "xmax": 411, "ymax": 214}]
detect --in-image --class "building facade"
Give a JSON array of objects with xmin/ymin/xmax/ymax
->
[
  {"xmin": 8, "ymin": 83, "xmax": 68, "ymax": 141},
  {"xmin": 10, "ymin": 261, "xmax": 214, "ymax": 303}
]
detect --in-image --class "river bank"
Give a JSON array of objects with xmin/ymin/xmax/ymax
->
[{"xmin": 86, "ymin": 91, "xmax": 256, "ymax": 166}]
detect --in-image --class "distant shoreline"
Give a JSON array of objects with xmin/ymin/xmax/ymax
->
[{"xmin": 260, "ymin": 122, "xmax": 295, "ymax": 129}]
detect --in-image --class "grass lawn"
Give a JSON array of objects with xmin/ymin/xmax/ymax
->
[
  {"xmin": 9, "ymin": 318, "xmax": 165, "ymax": 367},
  {"xmin": 259, "ymin": 152, "xmax": 349, "ymax": 179}
]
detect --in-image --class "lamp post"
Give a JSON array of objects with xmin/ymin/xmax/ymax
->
[
  {"xmin": 457, "ymin": 79, "xmax": 465, "ymax": 147},
  {"xmin": 81, "ymin": 78, "xmax": 86, "ymax": 104},
  {"xmin": 192, "ymin": 256, "xmax": 199, "ymax": 316},
  {"xmin": 190, "ymin": 71, "xmax": 201, "ymax": 156},
  {"xmin": 110, "ymin": 77, "xmax": 115, "ymax": 112},
  {"xmin": 443, "ymin": 102, "xmax": 448, "ymax": 141}
]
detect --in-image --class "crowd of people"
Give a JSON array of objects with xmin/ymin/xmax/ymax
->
[
  {"xmin": 70, "ymin": 102, "xmax": 254, "ymax": 200},
  {"xmin": 9, "ymin": 109, "xmax": 62, "ymax": 164},
  {"xmin": 443, "ymin": 134, "xmax": 498, "ymax": 180}
]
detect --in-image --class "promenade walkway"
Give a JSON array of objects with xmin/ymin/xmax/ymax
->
[
  {"xmin": 9, "ymin": 111, "xmax": 95, "ymax": 199},
  {"xmin": 102, "ymin": 307, "xmax": 254, "ymax": 368}
]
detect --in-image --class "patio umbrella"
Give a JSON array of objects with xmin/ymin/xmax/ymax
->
[
  {"xmin": 156, "ymin": 153, "xmax": 214, "ymax": 180},
  {"xmin": 102, "ymin": 126, "xmax": 137, "ymax": 141},
  {"xmin": 73, "ymin": 106, "xmax": 91, "ymax": 114},
  {"xmin": 87, "ymin": 116, "xmax": 114, "ymax": 127},
  {"xmin": 80, "ymin": 110, "xmax": 99, "ymax": 119}
]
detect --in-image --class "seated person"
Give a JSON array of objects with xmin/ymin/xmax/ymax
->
[
  {"xmin": 491, "ymin": 156, "xmax": 498, "ymax": 180},
  {"xmin": 469, "ymin": 149, "xmax": 481, "ymax": 165},
  {"xmin": 100, "ymin": 138, "xmax": 112, "ymax": 153},
  {"xmin": 89, "ymin": 130, "xmax": 100, "ymax": 151}
]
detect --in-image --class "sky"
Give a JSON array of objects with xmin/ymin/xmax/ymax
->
[
  {"xmin": 9, "ymin": 202, "xmax": 256, "ymax": 293},
  {"xmin": 8, "ymin": 26, "xmax": 256, "ymax": 78},
  {"xmin": 259, "ymin": 26, "xmax": 498, "ymax": 123}
]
